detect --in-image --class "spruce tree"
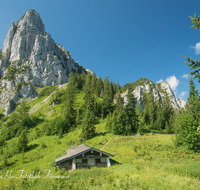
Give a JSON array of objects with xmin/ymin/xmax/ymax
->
[
  {"xmin": 103, "ymin": 76, "xmax": 113, "ymax": 114},
  {"xmin": 18, "ymin": 128, "xmax": 28, "ymax": 152},
  {"xmin": 62, "ymin": 81, "xmax": 76, "ymax": 132},
  {"xmin": 111, "ymin": 92, "xmax": 125, "ymax": 135},
  {"xmin": 84, "ymin": 72, "xmax": 94, "ymax": 111},
  {"xmin": 124, "ymin": 87, "xmax": 137, "ymax": 132},
  {"xmin": 17, "ymin": 101, "xmax": 31, "ymax": 127},
  {"xmin": 186, "ymin": 77, "xmax": 200, "ymax": 121},
  {"xmin": 81, "ymin": 109, "xmax": 95, "ymax": 139},
  {"xmin": 175, "ymin": 78, "xmax": 200, "ymax": 151},
  {"xmin": 154, "ymin": 100, "xmax": 164, "ymax": 130}
]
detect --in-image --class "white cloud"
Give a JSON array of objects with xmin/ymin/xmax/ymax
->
[
  {"xmin": 181, "ymin": 74, "xmax": 189, "ymax": 79},
  {"xmin": 165, "ymin": 75, "xmax": 179, "ymax": 91},
  {"xmin": 179, "ymin": 91, "xmax": 187, "ymax": 100},
  {"xmin": 156, "ymin": 79, "xmax": 163, "ymax": 83},
  {"xmin": 190, "ymin": 42, "xmax": 200, "ymax": 55}
]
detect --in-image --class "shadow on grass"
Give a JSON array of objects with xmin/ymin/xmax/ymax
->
[
  {"xmin": 95, "ymin": 131, "xmax": 107, "ymax": 136},
  {"xmin": 110, "ymin": 158, "xmax": 122, "ymax": 166},
  {"xmin": 27, "ymin": 144, "xmax": 39, "ymax": 151}
]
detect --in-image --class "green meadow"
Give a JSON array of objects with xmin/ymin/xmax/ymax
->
[
  {"xmin": 0, "ymin": 131, "xmax": 200, "ymax": 189},
  {"xmin": 0, "ymin": 81, "xmax": 199, "ymax": 189}
]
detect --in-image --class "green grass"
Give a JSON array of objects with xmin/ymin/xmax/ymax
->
[
  {"xmin": 0, "ymin": 132, "xmax": 200, "ymax": 189},
  {"xmin": 0, "ymin": 86, "xmax": 200, "ymax": 189}
]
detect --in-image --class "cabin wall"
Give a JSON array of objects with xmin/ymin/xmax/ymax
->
[
  {"xmin": 88, "ymin": 158, "xmax": 95, "ymax": 165},
  {"xmin": 59, "ymin": 159, "xmax": 72, "ymax": 170},
  {"xmin": 101, "ymin": 157, "xmax": 106, "ymax": 162},
  {"xmin": 76, "ymin": 159, "xmax": 82, "ymax": 163}
]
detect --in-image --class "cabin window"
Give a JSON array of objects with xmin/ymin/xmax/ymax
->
[
  {"xmin": 95, "ymin": 158, "xmax": 101, "ymax": 164},
  {"xmin": 82, "ymin": 159, "xmax": 88, "ymax": 164}
]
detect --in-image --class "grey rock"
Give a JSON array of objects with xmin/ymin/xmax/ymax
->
[
  {"xmin": 121, "ymin": 80, "xmax": 187, "ymax": 111},
  {"xmin": 0, "ymin": 9, "xmax": 86, "ymax": 115}
]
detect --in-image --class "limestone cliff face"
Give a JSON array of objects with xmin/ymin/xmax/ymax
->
[
  {"xmin": 0, "ymin": 9, "xmax": 85, "ymax": 115},
  {"xmin": 121, "ymin": 78, "xmax": 187, "ymax": 111}
]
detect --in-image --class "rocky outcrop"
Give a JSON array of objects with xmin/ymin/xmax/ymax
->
[
  {"xmin": 121, "ymin": 79, "xmax": 187, "ymax": 111},
  {"xmin": 0, "ymin": 9, "xmax": 86, "ymax": 115}
]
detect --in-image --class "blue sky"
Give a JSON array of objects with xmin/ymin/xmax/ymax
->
[{"xmin": 1, "ymin": 0, "xmax": 200, "ymax": 100}]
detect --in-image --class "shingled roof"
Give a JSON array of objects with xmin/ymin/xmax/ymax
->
[{"xmin": 55, "ymin": 144, "xmax": 114, "ymax": 164}]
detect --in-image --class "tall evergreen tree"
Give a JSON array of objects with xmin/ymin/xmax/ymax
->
[
  {"xmin": 111, "ymin": 92, "xmax": 125, "ymax": 134},
  {"xmin": 62, "ymin": 81, "xmax": 76, "ymax": 132},
  {"xmin": 91, "ymin": 72, "xmax": 97, "ymax": 95},
  {"xmin": 124, "ymin": 87, "xmax": 137, "ymax": 132},
  {"xmin": 175, "ymin": 78, "xmax": 200, "ymax": 151},
  {"xmin": 18, "ymin": 128, "xmax": 28, "ymax": 152},
  {"xmin": 103, "ymin": 76, "xmax": 113, "ymax": 114},
  {"xmin": 81, "ymin": 109, "xmax": 95, "ymax": 139},
  {"xmin": 84, "ymin": 72, "xmax": 94, "ymax": 111},
  {"xmin": 186, "ymin": 77, "xmax": 200, "ymax": 122},
  {"xmin": 16, "ymin": 101, "xmax": 31, "ymax": 127},
  {"xmin": 154, "ymin": 100, "xmax": 164, "ymax": 130}
]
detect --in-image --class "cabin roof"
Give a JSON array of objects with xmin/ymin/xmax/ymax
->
[{"xmin": 55, "ymin": 144, "xmax": 114, "ymax": 164}]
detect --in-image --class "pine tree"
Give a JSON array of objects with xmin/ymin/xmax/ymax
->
[
  {"xmin": 154, "ymin": 100, "xmax": 164, "ymax": 130},
  {"xmin": 81, "ymin": 109, "xmax": 95, "ymax": 139},
  {"xmin": 111, "ymin": 92, "xmax": 125, "ymax": 134},
  {"xmin": 91, "ymin": 72, "xmax": 97, "ymax": 95},
  {"xmin": 62, "ymin": 81, "xmax": 76, "ymax": 132},
  {"xmin": 84, "ymin": 72, "xmax": 94, "ymax": 111},
  {"xmin": 18, "ymin": 128, "xmax": 28, "ymax": 152},
  {"xmin": 124, "ymin": 87, "xmax": 137, "ymax": 132},
  {"xmin": 16, "ymin": 101, "xmax": 31, "ymax": 127},
  {"xmin": 103, "ymin": 76, "xmax": 113, "ymax": 114},
  {"xmin": 162, "ymin": 90, "xmax": 174, "ymax": 129},
  {"xmin": 186, "ymin": 78, "xmax": 200, "ymax": 122},
  {"xmin": 175, "ymin": 78, "xmax": 200, "ymax": 151},
  {"xmin": 76, "ymin": 109, "xmax": 81, "ymax": 126}
]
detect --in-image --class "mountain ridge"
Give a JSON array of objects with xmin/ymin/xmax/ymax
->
[
  {"xmin": 121, "ymin": 78, "xmax": 186, "ymax": 110},
  {"xmin": 0, "ymin": 9, "xmax": 85, "ymax": 115}
]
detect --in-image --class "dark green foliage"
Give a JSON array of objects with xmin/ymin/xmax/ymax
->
[
  {"xmin": 18, "ymin": 128, "xmax": 28, "ymax": 152},
  {"xmin": 107, "ymin": 90, "xmax": 136, "ymax": 135},
  {"xmin": 124, "ymin": 87, "xmax": 138, "ymax": 132},
  {"xmin": 62, "ymin": 81, "xmax": 76, "ymax": 131},
  {"xmin": 81, "ymin": 109, "xmax": 95, "ymax": 139},
  {"xmin": 95, "ymin": 77, "xmax": 104, "ymax": 97},
  {"xmin": 84, "ymin": 72, "xmax": 94, "ymax": 111},
  {"xmin": 186, "ymin": 78, "xmax": 200, "ymax": 121},
  {"xmin": 76, "ymin": 109, "xmax": 81, "ymax": 125},
  {"xmin": 58, "ymin": 128, "xmax": 63, "ymax": 139},
  {"xmin": 175, "ymin": 78, "xmax": 200, "ymax": 151},
  {"xmin": 0, "ymin": 102, "xmax": 41, "ymax": 146},
  {"xmin": 103, "ymin": 76, "xmax": 113, "ymax": 114},
  {"xmin": 175, "ymin": 112, "xmax": 200, "ymax": 151}
]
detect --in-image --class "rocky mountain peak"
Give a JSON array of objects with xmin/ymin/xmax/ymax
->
[
  {"xmin": 0, "ymin": 10, "xmax": 85, "ymax": 115},
  {"xmin": 121, "ymin": 78, "xmax": 187, "ymax": 111}
]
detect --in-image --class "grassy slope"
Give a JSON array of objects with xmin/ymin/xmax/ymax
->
[{"xmin": 0, "ymin": 85, "xmax": 200, "ymax": 189}]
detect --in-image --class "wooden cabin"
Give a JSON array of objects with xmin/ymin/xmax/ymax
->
[{"xmin": 55, "ymin": 144, "xmax": 114, "ymax": 171}]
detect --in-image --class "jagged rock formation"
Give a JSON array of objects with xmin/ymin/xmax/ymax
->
[
  {"xmin": 0, "ymin": 9, "xmax": 85, "ymax": 115},
  {"xmin": 121, "ymin": 78, "xmax": 187, "ymax": 111}
]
